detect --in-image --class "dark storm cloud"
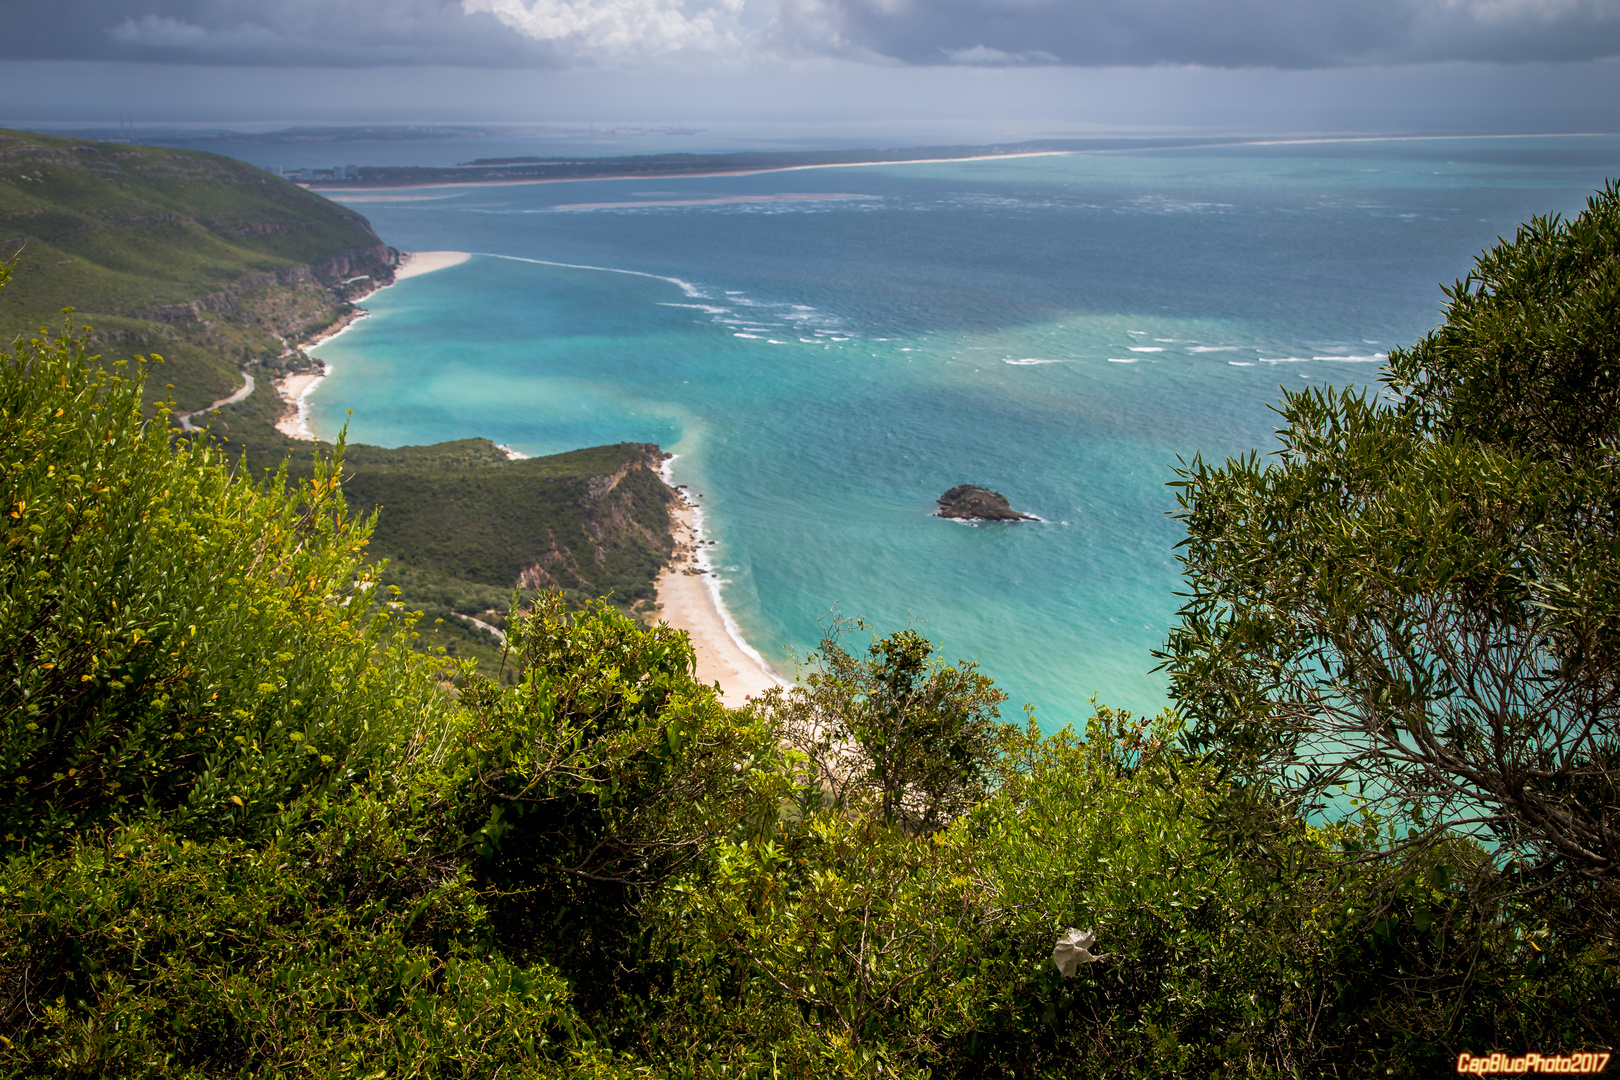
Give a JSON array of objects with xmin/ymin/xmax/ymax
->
[
  {"xmin": 0, "ymin": 0, "xmax": 560, "ymax": 66},
  {"xmin": 767, "ymin": 0, "xmax": 1620, "ymax": 68},
  {"xmin": 3, "ymin": 0, "xmax": 1618, "ymax": 68}
]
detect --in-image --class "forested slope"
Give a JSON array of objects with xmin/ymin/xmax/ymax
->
[{"xmin": 1, "ymin": 259, "xmax": 1612, "ymax": 1078}]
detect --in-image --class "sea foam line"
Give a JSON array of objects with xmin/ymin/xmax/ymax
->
[{"xmin": 483, "ymin": 252, "xmax": 706, "ymax": 298}]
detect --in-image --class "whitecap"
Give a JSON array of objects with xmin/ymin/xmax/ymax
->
[
  {"xmin": 1228, "ymin": 361, "xmax": 1256, "ymax": 366},
  {"xmin": 659, "ymin": 302, "xmax": 731, "ymax": 315},
  {"xmin": 1004, "ymin": 358, "xmax": 1064, "ymax": 365},
  {"xmin": 1128, "ymin": 346, "xmax": 1164, "ymax": 353},
  {"xmin": 733, "ymin": 332, "xmax": 763, "ymax": 339},
  {"xmin": 1258, "ymin": 357, "xmax": 1312, "ymax": 364},
  {"xmin": 1189, "ymin": 346, "xmax": 1240, "ymax": 353},
  {"xmin": 1107, "ymin": 357, "xmax": 1139, "ymax": 363},
  {"xmin": 1312, "ymin": 354, "xmax": 1387, "ymax": 363}
]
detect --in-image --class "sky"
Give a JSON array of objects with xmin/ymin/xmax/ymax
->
[{"xmin": 2, "ymin": 0, "xmax": 1619, "ymax": 135}]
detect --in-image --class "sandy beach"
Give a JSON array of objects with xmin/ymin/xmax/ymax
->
[
  {"xmin": 395, "ymin": 250, "xmax": 471, "ymax": 280},
  {"xmin": 274, "ymin": 371, "xmax": 323, "ymax": 439},
  {"xmin": 655, "ymin": 493, "xmax": 789, "ymax": 708}
]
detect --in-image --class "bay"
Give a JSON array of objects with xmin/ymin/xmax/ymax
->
[{"xmin": 306, "ymin": 135, "xmax": 1620, "ymax": 727}]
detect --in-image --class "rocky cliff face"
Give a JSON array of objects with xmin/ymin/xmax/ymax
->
[
  {"xmin": 139, "ymin": 244, "xmax": 397, "ymax": 324},
  {"xmin": 514, "ymin": 445, "xmax": 675, "ymax": 597}
]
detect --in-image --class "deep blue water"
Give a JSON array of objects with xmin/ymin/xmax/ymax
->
[{"xmin": 305, "ymin": 135, "xmax": 1620, "ymax": 728}]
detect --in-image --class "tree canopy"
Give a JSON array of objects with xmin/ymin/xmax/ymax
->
[{"xmin": 1164, "ymin": 180, "xmax": 1620, "ymax": 904}]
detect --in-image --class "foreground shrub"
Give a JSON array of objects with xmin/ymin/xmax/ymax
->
[
  {"xmin": 0, "ymin": 267, "xmax": 453, "ymax": 849},
  {"xmin": 644, "ymin": 707, "xmax": 1619, "ymax": 1078}
]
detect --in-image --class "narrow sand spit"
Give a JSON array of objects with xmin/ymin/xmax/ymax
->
[
  {"xmin": 655, "ymin": 496, "xmax": 789, "ymax": 709},
  {"xmin": 394, "ymin": 250, "xmax": 471, "ymax": 280}
]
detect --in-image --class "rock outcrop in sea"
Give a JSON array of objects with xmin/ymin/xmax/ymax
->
[{"xmin": 936, "ymin": 485, "xmax": 1035, "ymax": 521}]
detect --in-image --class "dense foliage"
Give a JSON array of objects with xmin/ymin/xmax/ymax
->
[
  {"xmin": 4, "ymin": 187, "xmax": 1619, "ymax": 1077},
  {"xmin": 1163, "ymin": 181, "xmax": 1620, "ymax": 913},
  {"xmin": 761, "ymin": 617, "xmax": 1008, "ymax": 832}
]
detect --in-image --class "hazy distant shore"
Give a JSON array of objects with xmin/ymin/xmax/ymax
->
[{"xmin": 307, "ymin": 148, "xmax": 1084, "ymax": 193}]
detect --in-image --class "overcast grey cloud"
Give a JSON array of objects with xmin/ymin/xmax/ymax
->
[
  {"xmin": 766, "ymin": 0, "xmax": 1620, "ymax": 68},
  {"xmin": 3, "ymin": 0, "xmax": 558, "ymax": 66},
  {"xmin": 3, "ymin": 0, "xmax": 1619, "ymax": 69}
]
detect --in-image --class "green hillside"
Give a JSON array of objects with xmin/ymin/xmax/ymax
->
[
  {"xmin": 0, "ymin": 128, "xmax": 677, "ymax": 671},
  {"xmin": 344, "ymin": 439, "xmax": 677, "ymax": 672},
  {"xmin": 0, "ymin": 127, "xmax": 394, "ymax": 412}
]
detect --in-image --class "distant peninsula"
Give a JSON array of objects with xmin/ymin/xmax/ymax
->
[
  {"xmin": 301, "ymin": 137, "xmax": 1221, "ymax": 190},
  {"xmin": 936, "ymin": 485, "xmax": 1035, "ymax": 521}
]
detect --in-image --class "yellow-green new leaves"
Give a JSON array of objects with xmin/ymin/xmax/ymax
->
[{"xmin": 0, "ymin": 267, "xmax": 454, "ymax": 848}]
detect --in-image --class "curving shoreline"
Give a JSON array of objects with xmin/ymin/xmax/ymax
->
[
  {"xmin": 274, "ymin": 250, "xmax": 471, "ymax": 439},
  {"xmin": 276, "ymin": 248, "xmax": 786, "ymax": 703},
  {"xmin": 655, "ymin": 468, "xmax": 789, "ymax": 707}
]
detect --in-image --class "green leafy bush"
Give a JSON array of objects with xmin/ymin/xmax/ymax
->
[{"xmin": 0, "ymin": 264, "xmax": 453, "ymax": 850}]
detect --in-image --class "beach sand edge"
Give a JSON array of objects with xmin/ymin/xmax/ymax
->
[{"xmin": 654, "ymin": 495, "xmax": 789, "ymax": 709}]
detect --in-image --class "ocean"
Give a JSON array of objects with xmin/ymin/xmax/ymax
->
[{"xmin": 293, "ymin": 134, "xmax": 1620, "ymax": 730}]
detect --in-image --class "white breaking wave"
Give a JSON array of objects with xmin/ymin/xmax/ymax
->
[
  {"xmin": 488, "ymin": 252, "xmax": 850, "ymax": 341},
  {"xmin": 1127, "ymin": 346, "xmax": 1164, "ymax": 352}
]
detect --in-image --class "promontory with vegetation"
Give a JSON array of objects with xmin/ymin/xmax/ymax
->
[
  {"xmin": 0, "ymin": 126, "xmax": 679, "ymax": 671},
  {"xmin": 0, "ymin": 127, "xmax": 1616, "ymax": 1077}
]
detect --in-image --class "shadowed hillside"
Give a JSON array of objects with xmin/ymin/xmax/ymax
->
[{"xmin": 0, "ymin": 127, "xmax": 396, "ymax": 413}]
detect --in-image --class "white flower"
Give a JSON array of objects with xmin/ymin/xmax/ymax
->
[{"xmin": 1052, "ymin": 927, "xmax": 1108, "ymax": 976}]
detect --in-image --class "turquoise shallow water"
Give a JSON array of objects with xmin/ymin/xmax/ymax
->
[{"xmin": 310, "ymin": 136, "xmax": 1620, "ymax": 728}]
